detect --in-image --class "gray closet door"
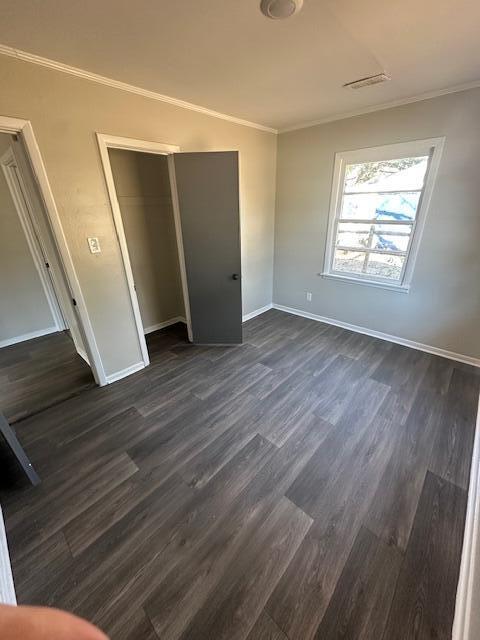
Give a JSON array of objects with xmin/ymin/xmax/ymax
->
[{"xmin": 172, "ymin": 151, "xmax": 242, "ymax": 344}]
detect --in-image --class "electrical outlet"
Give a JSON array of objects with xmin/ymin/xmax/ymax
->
[
  {"xmin": 87, "ymin": 237, "xmax": 101, "ymax": 254},
  {"xmin": 306, "ymin": 291, "xmax": 312, "ymax": 302}
]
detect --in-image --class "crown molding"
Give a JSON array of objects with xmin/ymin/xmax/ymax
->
[
  {"xmin": 279, "ymin": 79, "xmax": 480, "ymax": 133},
  {"xmin": 0, "ymin": 43, "xmax": 277, "ymax": 134},
  {"xmin": 1, "ymin": 42, "xmax": 479, "ymax": 137}
]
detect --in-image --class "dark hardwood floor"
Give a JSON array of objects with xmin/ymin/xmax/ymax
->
[
  {"xmin": 1, "ymin": 310, "xmax": 478, "ymax": 640},
  {"xmin": 0, "ymin": 331, "xmax": 95, "ymax": 424}
]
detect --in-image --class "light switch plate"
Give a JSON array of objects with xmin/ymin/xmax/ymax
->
[{"xmin": 87, "ymin": 237, "xmax": 101, "ymax": 254}]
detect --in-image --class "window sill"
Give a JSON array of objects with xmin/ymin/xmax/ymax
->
[{"xmin": 320, "ymin": 272, "xmax": 410, "ymax": 293}]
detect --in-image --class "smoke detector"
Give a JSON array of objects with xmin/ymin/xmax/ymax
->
[
  {"xmin": 260, "ymin": 0, "xmax": 303, "ymax": 19},
  {"xmin": 343, "ymin": 73, "xmax": 391, "ymax": 89}
]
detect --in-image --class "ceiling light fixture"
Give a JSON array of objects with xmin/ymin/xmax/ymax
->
[{"xmin": 260, "ymin": 0, "xmax": 304, "ymax": 20}]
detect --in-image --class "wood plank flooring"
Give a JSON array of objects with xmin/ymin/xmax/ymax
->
[
  {"xmin": 1, "ymin": 310, "xmax": 478, "ymax": 640},
  {"xmin": 0, "ymin": 331, "xmax": 95, "ymax": 424}
]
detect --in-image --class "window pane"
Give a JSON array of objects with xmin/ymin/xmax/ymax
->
[
  {"xmin": 336, "ymin": 223, "xmax": 372, "ymax": 249},
  {"xmin": 371, "ymin": 225, "xmax": 411, "ymax": 252},
  {"xmin": 365, "ymin": 254, "xmax": 404, "ymax": 280},
  {"xmin": 333, "ymin": 249, "xmax": 366, "ymax": 274},
  {"xmin": 344, "ymin": 156, "xmax": 429, "ymax": 193},
  {"xmin": 337, "ymin": 222, "xmax": 412, "ymax": 252},
  {"xmin": 374, "ymin": 223, "xmax": 412, "ymax": 235},
  {"xmin": 371, "ymin": 234, "xmax": 409, "ymax": 253},
  {"xmin": 341, "ymin": 192, "xmax": 421, "ymax": 221}
]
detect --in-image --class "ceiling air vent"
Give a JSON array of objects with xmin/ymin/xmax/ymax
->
[{"xmin": 343, "ymin": 73, "xmax": 391, "ymax": 89}]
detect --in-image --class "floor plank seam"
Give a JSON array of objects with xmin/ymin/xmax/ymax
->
[
  {"xmin": 60, "ymin": 529, "xmax": 76, "ymax": 561},
  {"xmin": 142, "ymin": 607, "xmax": 161, "ymax": 639}
]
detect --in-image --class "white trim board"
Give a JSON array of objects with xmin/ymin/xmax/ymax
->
[
  {"xmin": 0, "ymin": 507, "xmax": 16, "ymax": 605},
  {"xmin": 0, "ymin": 326, "xmax": 59, "ymax": 349},
  {"xmin": 271, "ymin": 303, "xmax": 480, "ymax": 367},
  {"xmin": 76, "ymin": 347, "xmax": 90, "ymax": 365},
  {"xmin": 453, "ymin": 395, "xmax": 480, "ymax": 640},
  {"xmin": 144, "ymin": 316, "xmax": 186, "ymax": 334},
  {"xmin": 167, "ymin": 155, "xmax": 194, "ymax": 343},
  {"xmin": 0, "ymin": 44, "xmax": 275, "ymax": 134},
  {"xmin": 242, "ymin": 303, "xmax": 273, "ymax": 323},
  {"xmin": 105, "ymin": 361, "xmax": 145, "ymax": 385}
]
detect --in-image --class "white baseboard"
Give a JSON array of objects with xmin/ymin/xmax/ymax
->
[
  {"xmin": 242, "ymin": 303, "xmax": 273, "ymax": 323},
  {"xmin": 0, "ymin": 326, "xmax": 59, "ymax": 349},
  {"xmin": 144, "ymin": 316, "xmax": 186, "ymax": 334},
  {"xmin": 272, "ymin": 303, "xmax": 480, "ymax": 368},
  {"xmin": 105, "ymin": 361, "xmax": 145, "ymax": 384},
  {"xmin": 107, "ymin": 317, "xmax": 186, "ymax": 384},
  {"xmin": 453, "ymin": 396, "xmax": 480, "ymax": 640},
  {"xmin": 76, "ymin": 347, "xmax": 90, "ymax": 365},
  {"xmin": 0, "ymin": 507, "xmax": 16, "ymax": 605}
]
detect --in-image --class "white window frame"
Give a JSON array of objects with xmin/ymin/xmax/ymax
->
[{"xmin": 322, "ymin": 137, "xmax": 445, "ymax": 293}]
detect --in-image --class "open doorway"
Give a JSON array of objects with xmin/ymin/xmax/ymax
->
[
  {"xmin": 98, "ymin": 134, "xmax": 243, "ymax": 373},
  {"xmin": 108, "ymin": 147, "xmax": 190, "ymax": 360},
  {"xmin": 0, "ymin": 116, "xmax": 106, "ymax": 387},
  {"xmin": 0, "ymin": 127, "xmax": 97, "ymax": 422},
  {"xmin": 97, "ymin": 135, "xmax": 193, "ymax": 368},
  {"xmin": 0, "ymin": 137, "xmax": 67, "ymax": 343}
]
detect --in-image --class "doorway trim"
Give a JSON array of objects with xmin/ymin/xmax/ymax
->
[
  {"xmin": 1, "ymin": 146, "xmax": 67, "ymax": 333},
  {"xmin": 0, "ymin": 116, "xmax": 107, "ymax": 386},
  {"xmin": 96, "ymin": 133, "xmax": 193, "ymax": 369}
]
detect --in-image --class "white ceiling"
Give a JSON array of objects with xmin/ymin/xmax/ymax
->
[{"xmin": 1, "ymin": 0, "xmax": 479, "ymax": 130}]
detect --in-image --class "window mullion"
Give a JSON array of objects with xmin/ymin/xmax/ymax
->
[
  {"xmin": 362, "ymin": 224, "xmax": 375, "ymax": 273},
  {"xmin": 339, "ymin": 218, "xmax": 414, "ymax": 226},
  {"xmin": 361, "ymin": 252, "xmax": 369, "ymax": 273},
  {"xmin": 343, "ymin": 188, "xmax": 423, "ymax": 196},
  {"xmin": 335, "ymin": 246, "xmax": 407, "ymax": 256}
]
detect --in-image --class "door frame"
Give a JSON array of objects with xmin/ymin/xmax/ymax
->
[
  {"xmin": 96, "ymin": 133, "xmax": 193, "ymax": 368},
  {"xmin": 1, "ymin": 146, "xmax": 67, "ymax": 333},
  {"xmin": 0, "ymin": 116, "xmax": 107, "ymax": 386}
]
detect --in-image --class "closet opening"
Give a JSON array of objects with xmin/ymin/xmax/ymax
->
[
  {"xmin": 99, "ymin": 136, "xmax": 191, "ymax": 366},
  {"xmin": 109, "ymin": 147, "xmax": 189, "ymax": 358},
  {"xmin": 98, "ymin": 134, "xmax": 243, "ymax": 374}
]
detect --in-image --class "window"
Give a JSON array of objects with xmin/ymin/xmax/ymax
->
[{"xmin": 323, "ymin": 138, "xmax": 444, "ymax": 292}]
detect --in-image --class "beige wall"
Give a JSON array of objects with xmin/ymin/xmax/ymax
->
[
  {"xmin": 0, "ymin": 134, "xmax": 55, "ymax": 344},
  {"xmin": 0, "ymin": 54, "xmax": 276, "ymax": 376},
  {"xmin": 274, "ymin": 88, "xmax": 480, "ymax": 360},
  {"xmin": 108, "ymin": 149, "xmax": 184, "ymax": 332}
]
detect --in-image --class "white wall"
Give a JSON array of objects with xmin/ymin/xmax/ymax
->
[{"xmin": 274, "ymin": 88, "xmax": 480, "ymax": 360}]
